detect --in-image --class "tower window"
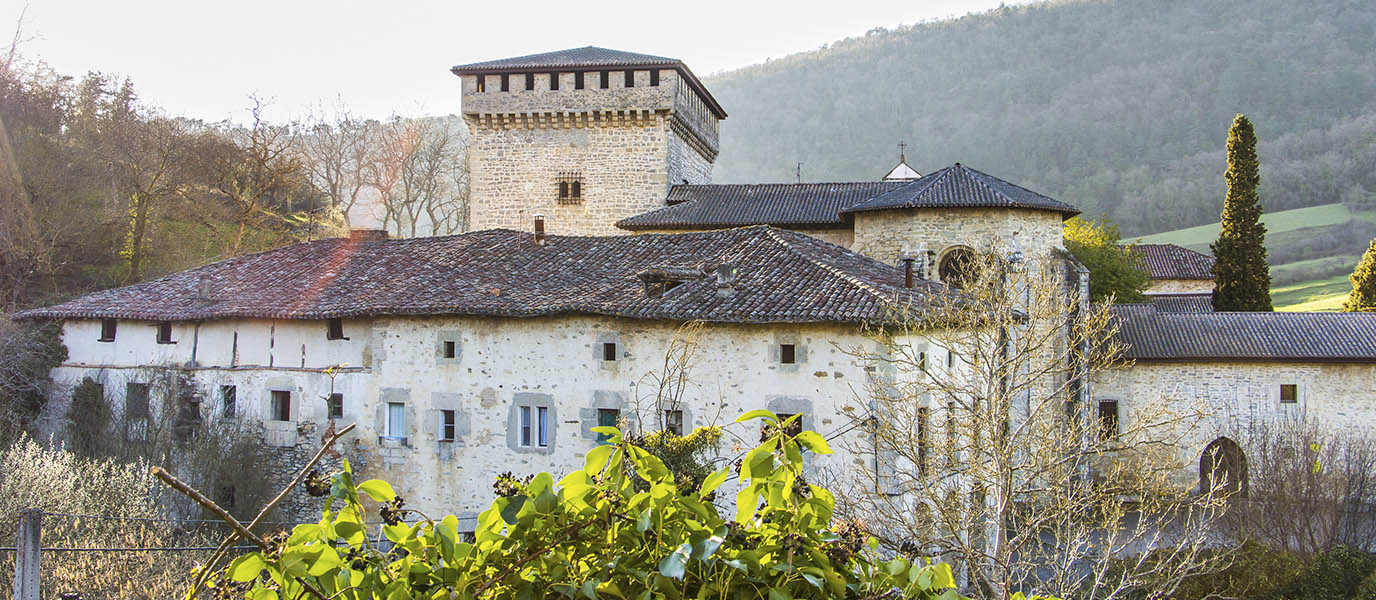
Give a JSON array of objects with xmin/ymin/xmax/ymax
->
[
  {"xmin": 327, "ymin": 393, "xmax": 344, "ymax": 419},
  {"xmin": 1280, "ymin": 384, "xmax": 1297, "ymax": 404},
  {"xmin": 475, "ymin": 76, "xmax": 485, "ymax": 93},
  {"xmin": 443, "ymin": 341, "xmax": 456, "ymax": 359},
  {"xmin": 602, "ymin": 342, "xmax": 617, "ymax": 362},
  {"xmin": 271, "ymin": 390, "xmax": 291, "ymax": 421},
  {"xmin": 1098, "ymin": 400, "xmax": 1119, "ymax": 440},
  {"xmin": 156, "ymin": 322, "xmax": 174, "ymax": 344},
  {"xmin": 500, "ymin": 73, "xmax": 509, "ymax": 92},
  {"xmin": 575, "ymin": 72, "xmax": 584, "ymax": 89},
  {"xmin": 549, "ymin": 72, "xmax": 559, "ymax": 90},
  {"xmin": 441, "ymin": 409, "xmax": 456, "ymax": 442},
  {"xmin": 650, "ymin": 70, "xmax": 660, "ymax": 86},
  {"xmin": 99, "ymin": 318, "xmax": 117, "ymax": 342},
  {"xmin": 557, "ymin": 172, "xmax": 584, "ymax": 204},
  {"xmin": 599, "ymin": 70, "xmax": 609, "ymax": 89},
  {"xmin": 624, "ymin": 70, "xmax": 635, "ymax": 88},
  {"xmin": 525, "ymin": 73, "xmax": 535, "ymax": 91}
]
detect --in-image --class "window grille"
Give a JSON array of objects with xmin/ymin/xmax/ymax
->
[{"xmin": 557, "ymin": 172, "xmax": 584, "ymax": 204}]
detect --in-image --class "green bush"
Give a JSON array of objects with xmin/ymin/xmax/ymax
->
[
  {"xmin": 1279, "ymin": 545, "xmax": 1376, "ymax": 600},
  {"xmin": 205, "ymin": 411, "xmax": 982, "ymax": 599}
]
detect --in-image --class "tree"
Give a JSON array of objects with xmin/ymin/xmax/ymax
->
[
  {"xmin": 299, "ymin": 104, "xmax": 375, "ymax": 229},
  {"xmin": 1211, "ymin": 114, "xmax": 1273, "ymax": 311},
  {"xmin": 1063, "ymin": 216, "xmax": 1150, "ymax": 304},
  {"xmin": 367, "ymin": 116, "xmax": 468, "ymax": 238},
  {"xmin": 833, "ymin": 250, "xmax": 1234, "ymax": 600},
  {"xmin": 1343, "ymin": 238, "xmax": 1376, "ymax": 311},
  {"xmin": 205, "ymin": 96, "xmax": 305, "ymax": 257}
]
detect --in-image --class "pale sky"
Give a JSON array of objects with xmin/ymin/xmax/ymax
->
[{"xmin": 5, "ymin": 0, "xmax": 1017, "ymax": 124}]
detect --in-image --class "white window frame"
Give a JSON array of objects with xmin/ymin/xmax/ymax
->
[
  {"xmin": 386, "ymin": 402, "xmax": 406, "ymax": 440},
  {"xmin": 537, "ymin": 406, "xmax": 549, "ymax": 448},
  {"xmin": 519, "ymin": 406, "xmax": 532, "ymax": 447}
]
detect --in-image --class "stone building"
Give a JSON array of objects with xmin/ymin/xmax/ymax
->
[{"xmin": 17, "ymin": 46, "xmax": 1376, "ymax": 523}]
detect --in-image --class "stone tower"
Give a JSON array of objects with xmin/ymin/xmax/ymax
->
[{"xmin": 452, "ymin": 47, "xmax": 727, "ymax": 236}]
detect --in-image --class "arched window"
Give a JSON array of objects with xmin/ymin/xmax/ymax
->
[
  {"xmin": 1200, "ymin": 437, "xmax": 1248, "ymax": 497},
  {"xmin": 938, "ymin": 247, "xmax": 977, "ymax": 289}
]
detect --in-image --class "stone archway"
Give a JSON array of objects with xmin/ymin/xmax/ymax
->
[
  {"xmin": 938, "ymin": 247, "xmax": 976, "ymax": 289},
  {"xmin": 1200, "ymin": 437, "xmax": 1248, "ymax": 497}
]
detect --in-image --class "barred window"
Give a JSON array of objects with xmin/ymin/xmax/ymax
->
[{"xmin": 557, "ymin": 172, "xmax": 584, "ymax": 204}]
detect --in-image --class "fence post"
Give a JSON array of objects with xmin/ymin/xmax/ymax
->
[{"xmin": 13, "ymin": 508, "xmax": 40, "ymax": 600}]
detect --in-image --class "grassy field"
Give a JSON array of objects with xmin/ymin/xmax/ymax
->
[
  {"xmin": 1136, "ymin": 203, "xmax": 1354, "ymax": 249},
  {"xmin": 1272, "ymin": 275, "xmax": 1352, "ymax": 311}
]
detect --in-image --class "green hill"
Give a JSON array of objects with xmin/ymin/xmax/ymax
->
[{"xmin": 704, "ymin": 0, "xmax": 1376, "ymax": 238}]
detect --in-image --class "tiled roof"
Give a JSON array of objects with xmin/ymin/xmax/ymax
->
[
  {"xmin": 450, "ymin": 46, "xmax": 727, "ymax": 119},
  {"xmin": 841, "ymin": 164, "xmax": 1080, "ymax": 217},
  {"xmin": 15, "ymin": 227, "xmax": 951, "ymax": 325},
  {"xmin": 1145, "ymin": 293, "xmax": 1215, "ymax": 313},
  {"xmin": 617, "ymin": 182, "xmax": 908, "ymax": 230},
  {"xmin": 1125, "ymin": 244, "xmax": 1215, "ymax": 280},
  {"xmin": 1112, "ymin": 309, "xmax": 1376, "ymax": 362},
  {"xmin": 451, "ymin": 47, "xmax": 681, "ymax": 72}
]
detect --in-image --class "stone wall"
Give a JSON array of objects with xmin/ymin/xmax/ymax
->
[
  {"xmin": 1094, "ymin": 360, "xmax": 1376, "ymax": 482},
  {"xmin": 850, "ymin": 208, "xmax": 1066, "ymax": 268},
  {"xmin": 45, "ymin": 314, "xmax": 941, "ymax": 525},
  {"xmin": 1145, "ymin": 279, "xmax": 1215, "ymax": 294}
]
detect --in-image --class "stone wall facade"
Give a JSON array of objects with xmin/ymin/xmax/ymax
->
[
  {"xmin": 43, "ymin": 315, "xmax": 942, "ymax": 525},
  {"xmin": 460, "ymin": 69, "xmax": 719, "ymax": 236},
  {"xmin": 1145, "ymin": 279, "xmax": 1215, "ymax": 295},
  {"xmin": 850, "ymin": 208, "xmax": 1066, "ymax": 269}
]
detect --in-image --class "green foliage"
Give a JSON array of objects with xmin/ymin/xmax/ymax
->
[
  {"xmin": 1170, "ymin": 539, "xmax": 1305, "ymax": 600},
  {"xmin": 707, "ymin": 0, "xmax": 1376, "ymax": 238},
  {"xmin": 204, "ymin": 413, "xmax": 966, "ymax": 600},
  {"xmin": 1211, "ymin": 114, "xmax": 1273, "ymax": 311},
  {"xmin": 1343, "ymin": 238, "xmax": 1376, "ymax": 311},
  {"xmin": 626, "ymin": 425, "xmax": 722, "ymax": 495},
  {"xmin": 1356, "ymin": 567, "xmax": 1376, "ymax": 600},
  {"xmin": 1063, "ymin": 217, "xmax": 1150, "ymax": 303},
  {"xmin": 65, "ymin": 377, "xmax": 111, "ymax": 456},
  {"xmin": 1279, "ymin": 546, "xmax": 1376, "ymax": 600}
]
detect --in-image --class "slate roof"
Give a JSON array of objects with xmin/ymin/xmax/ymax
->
[
  {"xmin": 619, "ymin": 164, "xmax": 1078, "ymax": 231},
  {"xmin": 1112, "ymin": 309, "xmax": 1376, "ymax": 362},
  {"xmin": 14, "ymin": 227, "xmax": 951, "ymax": 325},
  {"xmin": 450, "ymin": 46, "xmax": 727, "ymax": 119},
  {"xmin": 841, "ymin": 164, "xmax": 1079, "ymax": 217},
  {"xmin": 1145, "ymin": 293, "xmax": 1215, "ymax": 313},
  {"xmin": 1126, "ymin": 244, "xmax": 1215, "ymax": 280},
  {"xmin": 618, "ymin": 182, "xmax": 908, "ymax": 230}
]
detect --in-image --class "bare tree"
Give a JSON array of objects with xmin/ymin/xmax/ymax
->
[
  {"xmin": 833, "ymin": 249, "xmax": 1234, "ymax": 600},
  {"xmin": 205, "ymin": 96, "xmax": 302, "ymax": 257},
  {"xmin": 298, "ymin": 102, "xmax": 374, "ymax": 228},
  {"xmin": 366, "ymin": 116, "xmax": 468, "ymax": 238}
]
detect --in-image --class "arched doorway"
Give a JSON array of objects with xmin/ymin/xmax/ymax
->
[
  {"xmin": 1200, "ymin": 437, "xmax": 1248, "ymax": 497},
  {"xmin": 938, "ymin": 247, "xmax": 977, "ymax": 289}
]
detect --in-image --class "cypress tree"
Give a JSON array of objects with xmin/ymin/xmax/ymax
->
[
  {"xmin": 1343, "ymin": 238, "xmax": 1376, "ymax": 312},
  {"xmin": 1211, "ymin": 114, "xmax": 1273, "ymax": 311}
]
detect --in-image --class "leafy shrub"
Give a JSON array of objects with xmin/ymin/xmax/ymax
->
[
  {"xmin": 206, "ymin": 411, "xmax": 968, "ymax": 599},
  {"xmin": 1278, "ymin": 545, "xmax": 1376, "ymax": 600}
]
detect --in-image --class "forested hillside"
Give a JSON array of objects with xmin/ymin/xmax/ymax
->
[{"xmin": 705, "ymin": 0, "xmax": 1376, "ymax": 237}]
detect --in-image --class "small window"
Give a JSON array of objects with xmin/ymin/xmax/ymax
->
[
  {"xmin": 1098, "ymin": 400, "xmax": 1119, "ymax": 440},
  {"xmin": 664, "ymin": 409, "xmax": 684, "ymax": 436},
  {"xmin": 326, "ymin": 318, "xmax": 345, "ymax": 340},
  {"xmin": 443, "ymin": 341, "xmax": 456, "ymax": 359},
  {"xmin": 549, "ymin": 72, "xmax": 558, "ymax": 90},
  {"xmin": 126, "ymin": 383, "xmax": 150, "ymax": 419},
  {"xmin": 271, "ymin": 390, "xmax": 291, "ymax": 421},
  {"xmin": 519, "ymin": 406, "xmax": 532, "ymax": 447},
  {"xmin": 525, "ymin": 73, "xmax": 535, "ymax": 91},
  {"xmin": 156, "ymin": 322, "xmax": 173, "ymax": 344},
  {"xmin": 559, "ymin": 181, "xmax": 569, "ymax": 199},
  {"xmin": 571, "ymin": 180, "xmax": 581, "ymax": 198},
  {"xmin": 386, "ymin": 402, "xmax": 406, "ymax": 439},
  {"xmin": 327, "ymin": 393, "xmax": 344, "ymax": 419},
  {"xmin": 557, "ymin": 172, "xmax": 583, "ymax": 204},
  {"xmin": 599, "ymin": 70, "xmax": 609, "ymax": 89},
  {"xmin": 475, "ymin": 75, "xmax": 485, "ymax": 93},
  {"xmin": 947, "ymin": 351, "xmax": 955, "ymax": 368},
  {"xmin": 650, "ymin": 70, "xmax": 660, "ymax": 86},
  {"xmin": 221, "ymin": 385, "xmax": 237, "ymax": 418},
  {"xmin": 575, "ymin": 72, "xmax": 584, "ymax": 89},
  {"xmin": 918, "ymin": 352, "xmax": 927, "ymax": 372},
  {"xmin": 780, "ymin": 344, "xmax": 796, "ymax": 364},
  {"xmin": 917, "ymin": 407, "xmax": 930, "ymax": 475},
  {"xmin": 596, "ymin": 408, "xmax": 619, "ymax": 444},
  {"xmin": 500, "ymin": 73, "xmax": 509, "ymax": 92},
  {"xmin": 602, "ymin": 342, "xmax": 617, "ymax": 362},
  {"xmin": 1280, "ymin": 384, "xmax": 1298, "ymax": 404},
  {"xmin": 777, "ymin": 413, "xmax": 803, "ymax": 438},
  {"xmin": 441, "ymin": 409, "xmax": 457, "ymax": 442},
  {"xmin": 624, "ymin": 70, "xmax": 635, "ymax": 88},
  {"xmin": 217, "ymin": 485, "xmax": 236, "ymax": 508},
  {"xmin": 537, "ymin": 406, "xmax": 549, "ymax": 447},
  {"xmin": 99, "ymin": 318, "xmax": 117, "ymax": 342}
]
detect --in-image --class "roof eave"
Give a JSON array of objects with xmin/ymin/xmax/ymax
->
[{"xmin": 449, "ymin": 63, "xmax": 727, "ymax": 120}]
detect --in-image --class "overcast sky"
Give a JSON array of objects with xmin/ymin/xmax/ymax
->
[{"xmin": 5, "ymin": 0, "xmax": 1016, "ymax": 124}]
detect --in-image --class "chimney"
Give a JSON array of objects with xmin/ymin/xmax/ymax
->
[
  {"xmin": 348, "ymin": 229, "xmax": 389, "ymax": 243},
  {"xmin": 196, "ymin": 274, "xmax": 213, "ymax": 301},
  {"xmin": 533, "ymin": 214, "xmax": 545, "ymax": 246},
  {"xmin": 903, "ymin": 257, "xmax": 915, "ymax": 289},
  {"xmin": 715, "ymin": 262, "xmax": 737, "ymax": 298}
]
